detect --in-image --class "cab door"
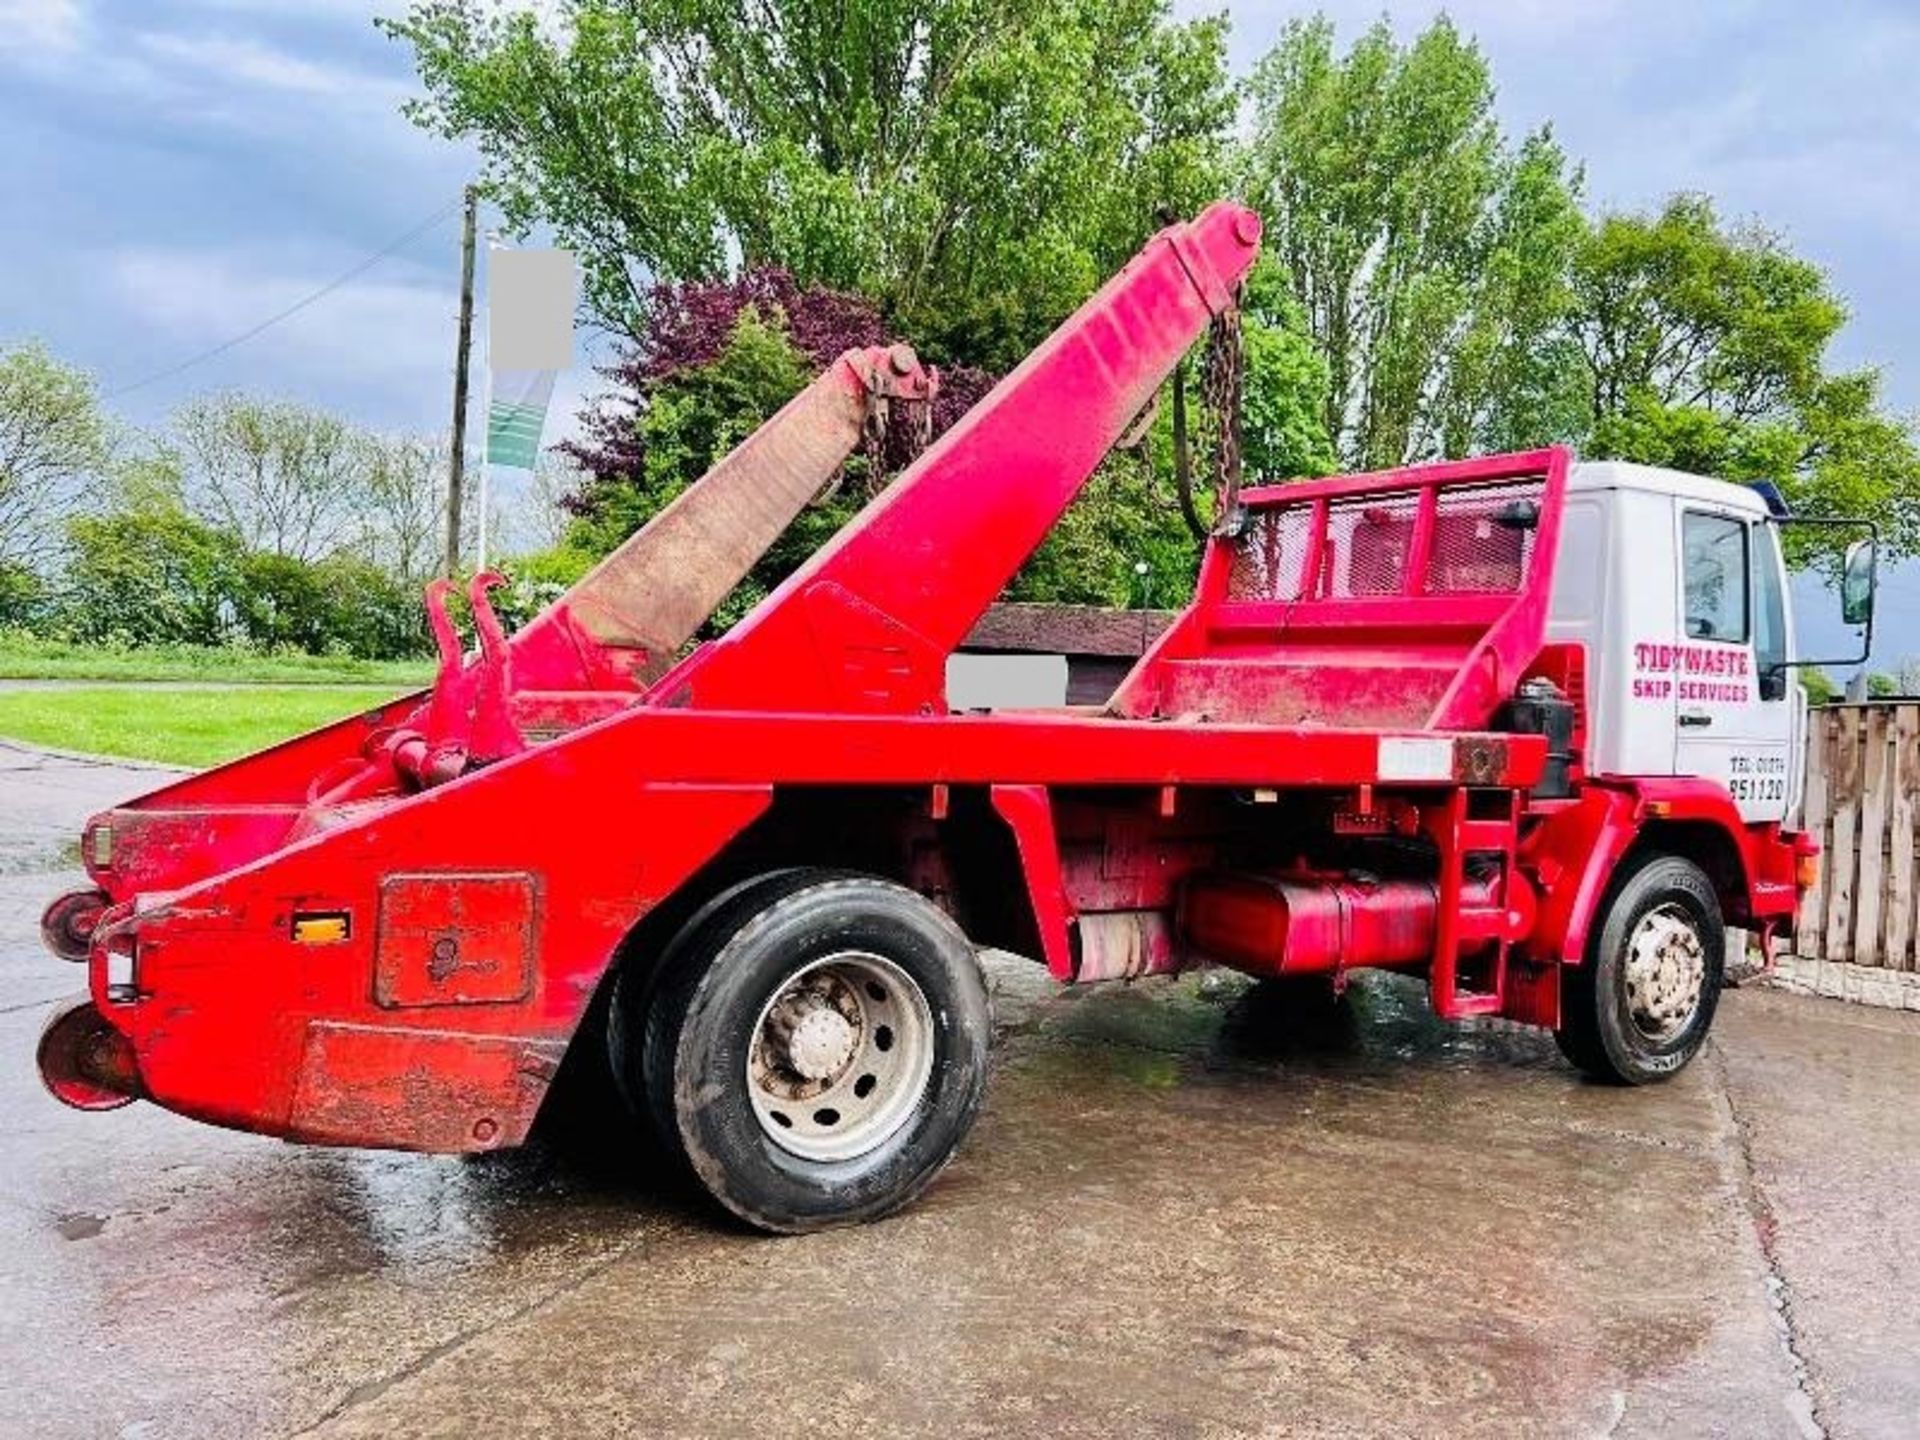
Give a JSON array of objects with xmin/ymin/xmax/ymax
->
[{"xmin": 1672, "ymin": 507, "xmax": 1795, "ymax": 821}]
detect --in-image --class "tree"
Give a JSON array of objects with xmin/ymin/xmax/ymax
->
[
  {"xmin": 1859, "ymin": 658, "xmax": 1920, "ymax": 700},
  {"xmin": 556, "ymin": 261, "xmax": 1229, "ymax": 616},
  {"xmin": 1239, "ymin": 256, "xmax": 1337, "ymax": 481},
  {"xmin": 358, "ymin": 433, "xmax": 445, "ymax": 584},
  {"xmin": 559, "ymin": 272, "xmax": 962, "ymax": 625},
  {"xmin": 1799, "ymin": 668, "xmax": 1837, "ymax": 706},
  {"xmin": 175, "ymin": 394, "xmax": 371, "ymax": 563},
  {"xmin": 236, "ymin": 550, "xmax": 426, "ymax": 659},
  {"xmin": 0, "ymin": 341, "xmax": 109, "ymax": 565},
  {"xmin": 383, "ymin": 0, "xmax": 1231, "ymax": 363},
  {"xmin": 0, "ymin": 562, "xmax": 46, "ymax": 627},
  {"xmin": 565, "ymin": 267, "xmax": 887, "ymax": 502},
  {"xmin": 510, "ymin": 452, "xmax": 586, "ymax": 556},
  {"xmin": 60, "ymin": 507, "xmax": 247, "ymax": 648},
  {"xmin": 1239, "ymin": 16, "xmax": 1585, "ymax": 470},
  {"xmin": 567, "ymin": 304, "xmax": 820, "ymax": 565},
  {"xmin": 1572, "ymin": 197, "xmax": 1920, "ymax": 559}
]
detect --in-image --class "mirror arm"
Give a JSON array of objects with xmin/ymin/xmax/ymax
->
[{"xmin": 1770, "ymin": 514, "xmax": 1879, "ymax": 672}]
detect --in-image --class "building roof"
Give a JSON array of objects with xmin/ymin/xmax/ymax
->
[{"xmin": 963, "ymin": 603, "xmax": 1176, "ymax": 658}]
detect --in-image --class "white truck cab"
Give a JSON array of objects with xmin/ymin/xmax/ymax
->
[{"xmin": 1548, "ymin": 462, "xmax": 1829, "ymax": 825}]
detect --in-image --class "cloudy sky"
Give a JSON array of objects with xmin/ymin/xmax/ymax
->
[{"xmin": 2, "ymin": 0, "xmax": 1916, "ymax": 651}]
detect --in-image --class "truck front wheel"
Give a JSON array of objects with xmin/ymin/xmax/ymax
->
[
  {"xmin": 1555, "ymin": 854, "xmax": 1725, "ymax": 1084},
  {"xmin": 636, "ymin": 871, "xmax": 991, "ymax": 1233}
]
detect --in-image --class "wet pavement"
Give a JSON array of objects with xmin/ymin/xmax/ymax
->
[{"xmin": 4, "ymin": 749, "xmax": 1918, "ymax": 1438}]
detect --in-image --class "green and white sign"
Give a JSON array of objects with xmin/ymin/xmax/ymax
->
[{"xmin": 486, "ymin": 369, "xmax": 558, "ymax": 471}]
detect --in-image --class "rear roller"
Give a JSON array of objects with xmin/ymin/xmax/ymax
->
[
  {"xmin": 41, "ymin": 888, "xmax": 109, "ymax": 963},
  {"xmin": 38, "ymin": 1000, "xmax": 142, "ymax": 1111},
  {"xmin": 620, "ymin": 870, "xmax": 991, "ymax": 1233}
]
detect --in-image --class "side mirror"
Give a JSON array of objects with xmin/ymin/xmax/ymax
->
[{"xmin": 1842, "ymin": 537, "xmax": 1877, "ymax": 627}]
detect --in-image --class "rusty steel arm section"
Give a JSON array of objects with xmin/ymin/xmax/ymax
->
[{"xmin": 668, "ymin": 203, "xmax": 1264, "ymax": 714}]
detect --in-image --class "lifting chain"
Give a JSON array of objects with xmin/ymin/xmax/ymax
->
[
  {"xmin": 1170, "ymin": 295, "xmax": 1248, "ymax": 542},
  {"xmin": 1202, "ymin": 299, "xmax": 1246, "ymax": 538},
  {"xmin": 853, "ymin": 389, "xmax": 935, "ymax": 503}
]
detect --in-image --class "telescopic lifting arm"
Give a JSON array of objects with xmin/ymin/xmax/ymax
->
[{"xmin": 509, "ymin": 344, "xmax": 937, "ymax": 689}]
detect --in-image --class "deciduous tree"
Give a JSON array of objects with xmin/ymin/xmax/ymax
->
[
  {"xmin": 358, "ymin": 433, "xmax": 446, "ymax": 584},
  {"xmin": 1573, "ymin": 196, "xmax": 1920, "ymax": 558},
  {"xmin": 1239, "ymin": 16, "xmax": 1585, "ymax": 470},
  {"xmin": 0, "ymin": 342, "xmax": 109, "ymax": 564},
  {"xmin": 174, "ymin": 394, "xmax": 369, "ymax": 563},
  {"xmin": 383, "ymin": 0, "xmax": 1231, "ymax": 362}
]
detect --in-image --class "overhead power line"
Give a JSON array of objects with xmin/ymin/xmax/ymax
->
[{"xmin": 106, "ymin": 195, "xmax": 466, "ymax": 400}]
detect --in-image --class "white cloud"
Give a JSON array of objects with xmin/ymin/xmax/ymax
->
[
  {"xmin": 0, "ymin": 9, "xmax": 408, "ymax": 126},
  {"xmin": 135, "ymin": 29, "xmax": 404, "ymax": 102},
  {"xmin": 140, "ymin": 31, "xmax": 348, "ymax": 94},
  {"xmin": 0, "ymin": 0, "xmax": 85, "ymax": 57},
  {"xmin": 107, "ymin": 246, "xmax": 456, "ymax": 407}
]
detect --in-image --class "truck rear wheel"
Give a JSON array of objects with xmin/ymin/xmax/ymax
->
[
  {"xmin": 1556, "ymin": 854, "xmax": 1724, "ymax": 1084},
  {"xmin": 636, "ymin": 871, "xmax": 991, "ymax": 1233}
]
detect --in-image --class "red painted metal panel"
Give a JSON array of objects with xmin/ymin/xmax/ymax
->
[
  {"xmin": 287, "ymin": 1022, "xmax": 564, "ymax": 1151},
  {"xmin": 1113, "ymin": 448, "xmax": 1570, "ymax": 730},
  {"xmin": 79, "ymin": 783, "xmax": 771, "ymax": 1147},
  {"xmin": 374, "ymin": 873, "xmax": 538, "ymax": 1009},
  {"xmin": 450, "ymin": 708, "xmax": 1548, "ymax": 791},
  {"xmin": 988, "ymin": 786, "xmax": 1075, "ymax": 980},
  {"xmin": 1521, "ymin": 777, "xmax": 1796, "ymax": 966}
]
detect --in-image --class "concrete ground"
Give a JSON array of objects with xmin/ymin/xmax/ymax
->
[{"xmin": 3, "ymin": 746, "xmax": 1917, "ymax": 1439}]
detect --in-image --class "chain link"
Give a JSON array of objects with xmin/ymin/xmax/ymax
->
[
  {"xmin": 1202, "ymin": 299, "xmax": 1246, "ymax": 537},
  {"xmin": 852, "ymin": 390, "xmax": 934, "ymax": 502}
]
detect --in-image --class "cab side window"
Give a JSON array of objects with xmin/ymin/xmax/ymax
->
[
  {"xmin": 1682, "ymin": 512, "xmax": 1749, "ymax": 643},
  {"xmin": 1753, "ymin": 522, "xmax": 1788, "ymax": 700}
]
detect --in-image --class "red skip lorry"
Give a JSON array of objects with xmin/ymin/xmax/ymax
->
[{"xmin": 38, "ymin": 202, "xmax": 1876, "ymax": 1231}]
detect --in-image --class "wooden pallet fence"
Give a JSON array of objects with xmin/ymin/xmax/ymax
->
[{"xmin": 1797, "ymin": 703, "xmax": 1920, "ymax": 968}]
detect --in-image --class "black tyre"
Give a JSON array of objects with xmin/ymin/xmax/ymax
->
[
  {"xmin": 1556, "ymin": 853, "xmax": 1724, "ymax": 1084},
  {"xmin": 605, "ymin": 868, "xmax": 805, "ymax": 1123},
  {"xmin": 635, "ymin": 870, "xmax": 991, "ymax": 1233}
]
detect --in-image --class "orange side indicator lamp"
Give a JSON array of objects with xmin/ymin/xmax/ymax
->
[
  {"xmin": 292, "ymin": 912, "xmax": 351, "ymax": 945},
  {"xmin": 1795, "ymin": 846, "xmax": 1821, "ymax": 893}
]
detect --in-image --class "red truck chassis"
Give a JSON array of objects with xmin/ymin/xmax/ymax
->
[{"xmin": 38, "ymin": 202, "xmax": 1810, "ymax": 1229}]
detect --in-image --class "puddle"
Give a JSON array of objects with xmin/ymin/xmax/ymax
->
[
  {"xmin": 1004, "ymin": 967, "xmax": 1565, "ymax": 1096},
  {"xmin": 55, "ymin": 1211, "xmax": 105, "ymax": 1241}
]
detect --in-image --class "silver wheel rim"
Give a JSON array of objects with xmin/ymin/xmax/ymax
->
[
  {"xmin": 1623, "ymin": 903, "xmax": 1707, "ymax": 1041},
  {"xmin": 746, "ymin": 951, "xmax": 936, "ymax": 1163}
]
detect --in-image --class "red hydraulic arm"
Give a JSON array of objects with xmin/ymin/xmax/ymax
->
[{"xmin": 658, "ymin": 201, "xmax": 1265, "ymax": 714}]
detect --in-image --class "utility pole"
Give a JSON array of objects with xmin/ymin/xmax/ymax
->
[{"xmin": 444, "ymin": 185, "xmax": 478, "ymax": 577}]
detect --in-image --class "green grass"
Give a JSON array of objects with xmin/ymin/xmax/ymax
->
[
  {"xmin": 0, "ymin": 686, "xmax": 409, "ymax": 767},
  {"xmin": 0, "ymin": 633, "xmax": 433, "ymax": 685}
]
